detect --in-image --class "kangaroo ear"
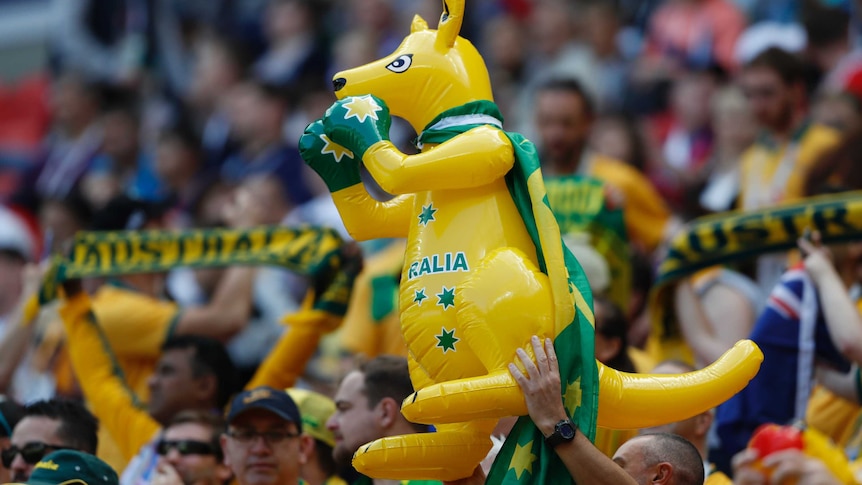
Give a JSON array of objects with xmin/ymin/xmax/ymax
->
[
  {"xmin": 411, "ymin": 14, "xmax": 429, "ymax": 33},
  {"xmin": 435, "ymin": 0, "xmax": 464, "ymax": 50}
]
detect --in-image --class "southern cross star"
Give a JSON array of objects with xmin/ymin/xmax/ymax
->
[
  {"xmin": 318, "ymin": 134, "xmax": 354, "ymax": 162},
  {"xmin": 435, "ymin": 327, "xmax": 459, "ymax": 353},
  {"xmin": 436, "ymin": 286, "xmax": 455, "ymax": 310},
  {"xmin": 418, "ymin": 203, "xmax": 437, "ymax": 226},
  {"xmin": 341, "ymin": 95, "xmax": 383, "ymax": 123}
]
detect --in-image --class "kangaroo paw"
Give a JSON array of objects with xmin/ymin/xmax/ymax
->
[
  {"xmin": 401, "ymin": 370, "xmax": 527, "ymax": 424},
  {"xmin": 353, "ymin": 430, "xmax": 492, "ymax": 482}
]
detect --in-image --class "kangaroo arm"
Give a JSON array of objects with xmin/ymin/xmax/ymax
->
[
  {"xmin": 596, "ymin": 339, "xmax": 763, "ymax": 429},
  {"xmin": 363, "ymin": 126, "xmax": 514, "ymax": 195},
  {"xmin": 331, "ymin": 184, "xmax": 414, "ymax": 241}
]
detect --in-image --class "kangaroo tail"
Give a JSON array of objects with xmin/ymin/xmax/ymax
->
[{"xmin": 597, "ymin": 339, "xmax": 763, "ymax": 429}]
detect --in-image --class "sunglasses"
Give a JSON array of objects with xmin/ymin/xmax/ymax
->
[
  {"xmin": 1, "ymin": 442, "xmax": 70, "ymax": 467},
  {"xmin": 156, "ymin": 440, "xmax": 219, "ymax": 457}
]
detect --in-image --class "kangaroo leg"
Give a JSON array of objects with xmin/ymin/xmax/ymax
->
[
  {"xmin": 403, "ymin": 248, "xmax": 555, "ymax": 424},
  {"xmin": 352, "ymin": 420, "xmax": 497, "ymax": 482}
]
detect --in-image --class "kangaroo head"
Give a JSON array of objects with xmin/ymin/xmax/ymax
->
[{"xmin": 331, "ymin": 0, "xmax": 493, "ymax": 133}]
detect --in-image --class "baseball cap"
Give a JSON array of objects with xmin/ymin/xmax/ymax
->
[
  {"xmin": 226, "ymin": 386, "xmax": 302, "ymax": 429},
  {"xmin": 286, "ymin": 388, "xmax": 336, "ymax": 447},
  {"xmin": 3, "ymin": 449, "xmax": 118, "ymax": 485}
]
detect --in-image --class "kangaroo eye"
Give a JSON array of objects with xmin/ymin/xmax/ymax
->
[{"xmin": 386, "ymin": 54, "xmax": 413, "ymax": 73}]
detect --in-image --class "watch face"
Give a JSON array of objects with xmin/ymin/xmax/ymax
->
[{"xmin": 559, "ymin": 423, "xmax": 576, "ymax": 440}]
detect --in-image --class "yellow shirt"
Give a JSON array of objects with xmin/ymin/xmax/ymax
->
[
  {"xmin": 739, "ymin": 123, "xmax": 840, "ymax": 210},
  {"xmin": 589, "ymin": 155, "xmax": 672, "ymax": 254},
  {"xmin": 807, "ymin": 385, "xmax": 860, "ymax": 447},
  {"xmin": 58, "ymin": 284, "xmax": 179, "ymax": 472},
  {"xmin": 91, "ymin": 284, "xmax": 180, "ymax": 398}
]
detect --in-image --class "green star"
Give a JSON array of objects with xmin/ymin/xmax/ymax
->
[
  {"xmin": 418, "ymin": 203, "xmax": 437, "ymax": 226},
  {"xmin": 436, "ymin": 286, "xmax": 455, "ymax": 310},
  {"xmin": 435, "ymin": 327, "xmax": 459, "ymax": 353},
  {"xmin": 413, "ymin": 288, "xmax": 428, "ymax": 305}
]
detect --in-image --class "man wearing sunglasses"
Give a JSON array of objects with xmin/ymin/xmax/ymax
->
[
  {"xmin": 5, "ymin": 399, "xmax": 98, "ymax": 482},
  {"xmin": 220, "ymin": 386, "xmax": 311, "ymax": 485},
  {"xmin": 151, "ymin": 411, "xmax": 232, "ymax": 485}
]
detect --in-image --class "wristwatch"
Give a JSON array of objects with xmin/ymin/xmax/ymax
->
[{"xmin": 544, "ymin": 419, "xmax": 577, "ymax": 448}]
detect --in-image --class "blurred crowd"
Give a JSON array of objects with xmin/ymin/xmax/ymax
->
[{"xmin": 1, "ymin": 0, "xmax": 862, "ymax": 483}]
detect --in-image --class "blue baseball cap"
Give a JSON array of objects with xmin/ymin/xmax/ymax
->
[{"xmin": 226, "ymin": 386, "xmax": 302, "ymax": 429}]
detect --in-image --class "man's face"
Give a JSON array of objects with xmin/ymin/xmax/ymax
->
[
  {"xmin": 739, "ymin": 66, "xmax": 795, "ymax": 131},
  {"xmin": 327, "ymin": 371, "xmax": 381, "ymax": 471},
  {"xmin": 160, "ymin": 422, "xmax": 230, "ymax": 485},
  {"xmin": 221, "ymin": 409, "xmax": 304, "ymax": 485},
  {"xmin": 148, "ymin": 348, "xmax": 199, "ymax": 424},
  {"xmin": 8, "ymin": 417, "xmax": 64, "ymax": 482},
  {"xmin": 535, "ymin": 89, "xmax": 592, "ymax": 168},
  {"xmin": 612, "ymin": 436, "xmax": 655, "ymax": 485}
]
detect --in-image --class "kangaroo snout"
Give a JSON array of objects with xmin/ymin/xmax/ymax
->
[{"xmin": 332, "ymin": 77, "xmax": 347, "ymax": 92}]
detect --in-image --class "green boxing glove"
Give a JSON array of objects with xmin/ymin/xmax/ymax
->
[
  {"xmin": 322, "ymin": 95, "xmax": 392, "ymax": 160},
  {"xmin": 299, "ymin": 119, "xmax": 362, "ymax": 193}
]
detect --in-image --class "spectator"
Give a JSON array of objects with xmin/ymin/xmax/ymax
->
[
  {"xmin": 737, "ymin": 47, "xmax": 842, "ymax": 292},
  {"xmin": 82, "ymin": 91, "xmax": 168, "ymax": 208},
  {"xmin": 710, "ymin": 254, "xmax": 851, "ymax": 474},
  {"xmin": 591, "ymin": 296, "xmax": 641, "ymax": 458},
  {"xmin": 593, "ymin": 296, "xmax": 637, "ymax": 374},
  {"xmin": 326, "ymin": 356, "xmax": 431, "ymax": 481},
  {"xmin": 18, "ymin": 73, "xmax": 105, "ymax": 209},
  {"xmin": 645, "ymin": 66, "xmax": 722, "ymax": 215},
  {"xmin": 186, "ymin": 34, "xmax": 252, "ymax": 170},
  {"xmin": 613, "ymin": 434, "xmax": 707, "ymax": 485},
  {"xmin": 10, "ymin": 449, "xmax": 119, "ymax": 485},
  {"xmin": 737, "ymin": 47, "xmax": 838, "ymax": 210},
  {"xmin": 152, "ymin": 121, "xmax": 209, "ymax": 227},
  {"xmin": 641, "ymin": 0, "xmax": 746, "ymax": 74},
  {"xmin": 641, "ymin": 360, "xmax": 732, "ymax": 484},
  {"xmin": 254, "ymin": 0, "xmax": 329, "ymax": 90},
  {"xmin": 58, "ymin": 271, "xmax": 241, "ymax": 484},
  {"xmin": 220, "ymin": 386, "xmax": 310, "ymax": 485},
  {"xmin": 6, "ymin": 399, "xmax": 99, "ymax": 482},
  {"xmin": 286, "ymin": 388, "xmax": 346, "ymax": 485},
  {"xmin": 533, "ymin": 77, "xmax": 677, "ymax": 256},
  {"xmin": 698, "ymin": 85, "xmax": 757, "ymax": 214},
  {"xmin": 151, "ymin": 410, "xmax": 232, "ymax": 485},
  {"xmin": 220, "ymin": 80, "xmax": 315, "ymax": 206},
  {"xmin": 589, "ymin": 115, "xmax": 648, "ymax": 174}
]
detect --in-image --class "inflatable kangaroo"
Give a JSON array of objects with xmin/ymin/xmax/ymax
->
[{"xmin": 300, "ymin": 1, "xmax": 763, "ymax": 481}]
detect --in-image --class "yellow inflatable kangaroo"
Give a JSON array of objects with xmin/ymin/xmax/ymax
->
[{"xmin": 300, "ymin": 1, "xmax": 763, "ymax": 481}]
